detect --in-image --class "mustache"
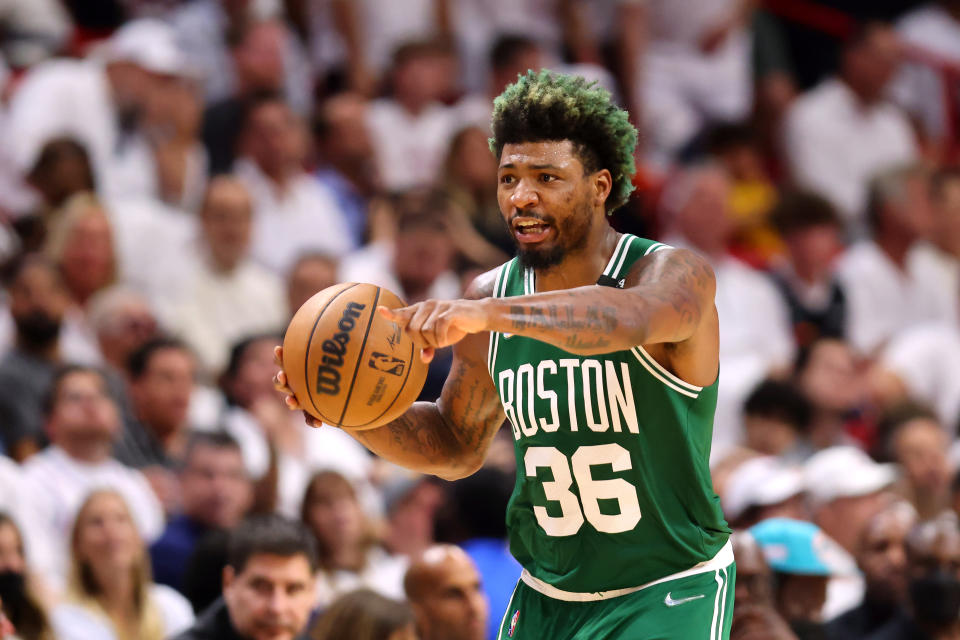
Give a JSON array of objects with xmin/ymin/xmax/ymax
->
[{"xmin": 509, "ymin": 212, "xmax": 554, "ymax": 224}]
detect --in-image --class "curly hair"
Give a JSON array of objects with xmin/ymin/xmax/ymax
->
[{"xmin": 489, "ymin": 69, "xmax": 638, "ymax": 213}]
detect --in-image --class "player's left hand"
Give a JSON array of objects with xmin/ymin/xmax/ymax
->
[{"xmin": 378, "ymin": 299, "xmax": 489, "ymax": 363}]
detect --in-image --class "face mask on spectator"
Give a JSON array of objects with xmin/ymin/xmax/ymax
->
[
  {"xmin": 0, "ymin": 570, "xmax": 25, "ymax": 610},
  {"xmin": 909, "ymin": 569, "xmax": 960, "ymax": 626},
  {"xmin": 13, "ymin": 310, "xmax": 60, "ymax": 348}
]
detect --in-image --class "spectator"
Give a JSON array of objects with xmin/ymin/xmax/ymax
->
[
  {"xmin": 783, "ymin": 21, "xmax": 917, "ymax": 228},
  {"xmin": 804, "ymin": 446, "xmax": 896, "ymax": 555},
  {"xmin": 366, "ymin": 40, "xmax": 457, "ymax": 191},
  {"xmin": 660, "ymin": 165, "xmax": 794, "ymax": 455},
  {"xmin": 234, "ymin": 93, "xmax": 353, "ymax": 276},
  {"xmin": 742, "ymin": 379, "xmax": 813, "ymax": 461},
  {"xmin": 441, "ymin": 126, "xmax": 512, "ymax": 266},
  {"xmin": 6, "ymin": 19, "xmax": 193, "ymax": 201},
  {"xmin": 914, "ymin": 166, "xmax": 960, "ymax": 327},
  {"xmin": 768, "ymin": 190, "xmax": 847, "ymax": 351},
  {"xmin": 384, "ymin": 475, "xmax": 444, "ymax": 559},
  {"xmin": 0, "ymin": 513, "xmax": 53, "ymax": 640},
  {"xmin": 87, "ymin": 286, "xmax": 158, "ymax": 378},
  {"xmin": 0, "ymin": 254, "xmax": 73, "ymax": 459},
  {"xmin": 877, "ymin": 404, "xmax": 951, "ymax": 521},
  {"xmin": 750, "ymin": 518, "xmax": 856, "ymax": 640},
  {"xmin": 44, "ymin": 192, "xmax": 118, "ymax": 362},
  {"xmin": 170, "ymin": 0, "xmax": 311, "ymax": 112},
  {"xmin": 869, "ymin": 514, "xmax": 960, "ymax": 640},
  {"xmin": 164, "ymin": 177, "xmax": 286, "ymax": 376},
  {"xmin": 286, "ymin": 253, "xmax": 338, "ymax": 317},
  {"xmin": 301, "ymin": 470, "xmax": 407, "ymax": 606},
  {"xmin": 23, "ymin": 137, "xmax": 96, "ymax": 230},
  {"xmin": 149, "ymin": 433, "xmax": 253, "ymax": 594},
  {"xmin": 438, "ymin": 467, "xmax": 521, "ymax": 640},
  {"xmin": 308, "ymin": 589, "xmax": 416, "ymax": 640},
  {"xmin": 313, "ymin": 92, "xmax": 381, "ymax": 246},
  {"xmin": 202, "ymin": 20, "xmax": 288, "ymax": 175},
  {"xmin": 635, "ymin": 0, "xmax": 755, "ymax": 166},
  {"xmin": 50, "ymin": 490, "xmax": 194, "ymax": 640},
  {"xmin": 219, "ymin": 334, "xmax": 375, "ymax": 517},
  {"xmin": 405, "ymin": 545, "xmax": 488, "ymax": 640},
  {"xmin": 730, "ymin": 530, "xmax": 797, "ymax": 640},
  {"xmin": 21, "ymin": 365, "xmax": 164, "ymax": 580},
  {"xmin": 339, "ymin": 189, "xmax": 461, "ymax": 304},
  {"xmin": 892, "ymin": 1, "xmax": 960, "ymax": 150},
  {"xmin": 795, "ymin": 338, "xmax": 866, "ymax": 451},
  {"xmin": 722, "ymin": 455, "xmax": 807, "ymax": 528},
  {"xmin": 826, "ymin": 500, "xmax": 917, "ymax": 640},
  {"xmin": 115, "ymin": 337, "xmax": 197, "ymax": 471},
  {"xmin": 836, "ymin": 164, "xmax": 944, "ymax": 357},
  {"xmin": 172, "ymin": 515, "xmax": 317, "ymax": 640}
]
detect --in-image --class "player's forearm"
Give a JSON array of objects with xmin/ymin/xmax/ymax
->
[
  {"xmin": 348, "ymin": 401, "xmax": 484, "ymax": 480},
  {"xmin": 482, "ymin": 284, "xmax": 699, "ymax": 354}
]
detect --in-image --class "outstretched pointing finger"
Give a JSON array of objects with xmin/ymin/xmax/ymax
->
[{"xmin": 378, "ymin": 305, "xmax": 415, "ymax": 326}]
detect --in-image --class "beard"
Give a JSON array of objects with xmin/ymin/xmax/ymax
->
[{"xmin": 511, "ymin": 200, "xmax": 594, "ymax": 271}]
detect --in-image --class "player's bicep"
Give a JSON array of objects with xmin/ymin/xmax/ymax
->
[{"xmin": 623, "ymin": 247, "xmax": 716, "ymax": 345}]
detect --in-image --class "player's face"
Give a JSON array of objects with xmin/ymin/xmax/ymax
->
[{"xmin": 497, "ymin": 140, "xmax": 602, "ymax": 271}]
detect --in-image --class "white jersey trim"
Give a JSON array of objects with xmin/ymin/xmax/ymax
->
[
  {"xmin": 519, "ymin": 538, "xmax": 733, "ymax": 602},
  {"xmin": 602, "ymin": 234, "xmax": 633, "ymax": 277},
  {"xmin": 630, "ymin": 347, "xmax": 701, "ymax": 398}
]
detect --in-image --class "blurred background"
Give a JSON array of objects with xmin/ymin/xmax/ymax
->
[{"xmin": 0, "ymin": 0, "xmax": 959, "ymax": 639}]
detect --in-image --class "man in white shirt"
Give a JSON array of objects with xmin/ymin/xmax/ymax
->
[
  {"xmin": 234, "ymin": 94, "xmax": 353, "ymax": 276},
  {"xmin": 165, "ymin": 177, "xmax": 286, "ymax": 376},
  {"xmin": 783, "ymin": 22, "xmax": 917, "ymax": 231},
  {"xmin": 660, "ymin": 165, "xmax": 794, "ymax": 458},
  {"xmin": 366, "ymin": 41, "xmax": 457, "ymax": 192},
  {"xmin": 21, "ymin": 365, "xmax": 164, "ymax": 581},
  {"xmin": 835, "ymin": 164, "xmax": 944, "ymax": 357},
  {"xmin": 6, "ymin": 19, "xmax": 194, "ymax": 202},
  {"xmin": 338, "ymin": 191, "xmax": 461, "ymax": 303}
]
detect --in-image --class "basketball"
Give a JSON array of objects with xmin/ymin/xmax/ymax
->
[{"xmin": 282, "ymin": 283, "xmax": 428, "ymax": 430}]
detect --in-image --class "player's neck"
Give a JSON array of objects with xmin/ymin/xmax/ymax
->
[{"xmin": 534, "ymin": 225, "xmax": 620, "ymax": 292}]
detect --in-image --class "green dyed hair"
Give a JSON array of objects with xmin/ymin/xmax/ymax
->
[{"xmin": 489, "ymin": 69, "xmax": 638, "ymax": 213}]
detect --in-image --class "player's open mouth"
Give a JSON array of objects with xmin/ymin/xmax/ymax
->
[{"xmin": 513, "ymin": 217, "xmax": 553, "ymax": 243}]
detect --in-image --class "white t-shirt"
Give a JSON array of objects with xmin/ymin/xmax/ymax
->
[
  {"xmin": 21, "ymin": 446, "xmax": 165, "ymax": 581},
  {"xmin": 50, "ymin": 584, "xmax": 194, "ymax": 640},
  {"xmin": 234, "ymin": 159, "xmax": 354, "ymax": 276},
  {"xmin": 366, "ymin": 99, "xmax": 457, "ymax": 192},
  {"xmin": 836, "ymin": 241, "xmax": 952, "ymax": 356},
  {"xmin": 783, "ymin": 78, "xmax": 917, "ymax": 229}
]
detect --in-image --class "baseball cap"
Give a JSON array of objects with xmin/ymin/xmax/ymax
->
[
  {"xmin": 750, "ymin": 518, "xmax": 857, "ymax": 576},
  {"xmin": 803, "ymin": 446, "xmax": 897, "ymax": 508},
  {"xmin": 103, "ymin": 19, "xmax": 194, "ymax": 78},
  {"xmin": 722, "ymin": 456, "xmax": 804, "ymax": 521}
]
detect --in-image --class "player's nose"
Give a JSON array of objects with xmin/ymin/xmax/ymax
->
[{"xmin": 510, "ymin": 179, "xmax": 539, "ymax": 209}]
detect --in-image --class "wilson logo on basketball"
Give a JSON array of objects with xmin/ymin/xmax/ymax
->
[{"xmin": 315, "ymin": 301, "xmax": 366, "ymax": 395}]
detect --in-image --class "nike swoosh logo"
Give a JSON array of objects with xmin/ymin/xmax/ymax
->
[
  {"xmin": 502, "ymin": 333, "xmax": 514, "ymax": 339},
  {"xmin": 664, "ymin": 592, "xmax": 705, "ymax": 607}
]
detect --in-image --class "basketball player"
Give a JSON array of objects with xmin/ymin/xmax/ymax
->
[{"xmin": 275, "ymin": 70, "xmax": 733, "ymax": 639}]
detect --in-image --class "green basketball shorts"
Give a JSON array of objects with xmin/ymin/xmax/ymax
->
[{"xmin": 496, "ymin": 561, "xmax": 735, "ymax": 640}]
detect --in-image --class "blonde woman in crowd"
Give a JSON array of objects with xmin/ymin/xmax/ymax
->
[{"xmin": 49, "ymin": 490, "xmax": 193, "ymax": 640}]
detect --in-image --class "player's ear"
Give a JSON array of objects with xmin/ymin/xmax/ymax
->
[{"xmin": 592, "ymin": 169, "xmax": 613, "ymax": 206}]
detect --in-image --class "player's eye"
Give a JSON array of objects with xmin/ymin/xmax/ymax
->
[
  {"xmin": 539, "ymin": 174, "xmax": 557, "ymax": 183},
  {"xmin": 500, "ymin": 175, "xmax": 515, "ymax": 185}
]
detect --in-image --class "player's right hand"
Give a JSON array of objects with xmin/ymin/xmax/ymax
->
[{"xmin": 272, "ymin": 345, "xmax": 322, "ymax": 428}]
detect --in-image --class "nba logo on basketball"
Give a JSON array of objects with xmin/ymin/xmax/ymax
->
[{"xmin": 508, "ymin": 610, "xmax": 519, "ymax": 637}]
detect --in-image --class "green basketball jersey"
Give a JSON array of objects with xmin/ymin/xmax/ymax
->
[{"xmin": 488, "ymin": 234, "xmax": 730, "ymax": 594}]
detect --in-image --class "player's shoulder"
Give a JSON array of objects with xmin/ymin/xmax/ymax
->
[{"xmin": 462, "ymin": 261, "xmax": 513, "ymax": 301}]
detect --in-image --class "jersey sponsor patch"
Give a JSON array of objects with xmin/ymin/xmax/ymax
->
[{"xmin": 508, "ymin": 609, "xmax": 520, "ymax": 637}]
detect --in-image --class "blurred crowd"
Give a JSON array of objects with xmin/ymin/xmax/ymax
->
[{"xmin": 0, "ymin": 0, "xmax": 957, "ymax": 639}]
